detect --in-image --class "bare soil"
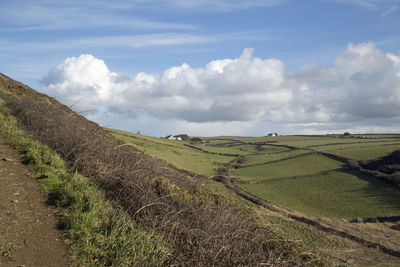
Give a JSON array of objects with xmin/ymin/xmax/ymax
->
[{"xmin": 0, "ymin": 134, "xmax": 69, "ymax": 267}]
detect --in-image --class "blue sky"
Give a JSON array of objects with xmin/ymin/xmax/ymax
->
[{"xmin": 1, "ymin": 0, "xmax": 400, "ymax": 136}]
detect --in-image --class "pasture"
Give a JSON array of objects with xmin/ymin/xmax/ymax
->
[
  {"xmin": 109, "ymin": 129, "xmax": 235, "ymax": 176},
  {"xmin": 240, "ymin": 171, "xmax": 400, "ymax": 218},
  {"xmin": 314, "ymin": 142, "xmax": 400, "ymax": 160},
  {"xmin": 111, "ymin": 130, "xmax": 400, "ymax": 218},
  {"xmin": 246, "ymin": 149, "xmax": 311, "ymax": 165},
  {"xmin": 231, "ymin": 154, "xmax": 344, "ymax": 181}
]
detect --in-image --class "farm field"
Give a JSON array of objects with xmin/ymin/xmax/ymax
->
[
  {"xmin": 229, "ymin": 144, "xmax": 288, "ymax": 154},
  {"xmin": 245, "ymin": 149, "xmax": 311, "ymax": 165},
  {"xmin": 231, "ymin": 154, "xmax": 344, "ymax": 181},
  {"xmin": 205, "ymin": 135, "xmax": 328, "ymax": 143},
  {"xmin": 315, "ymin": 143, "xmax": 400, "ymax": 160},
  {"xmin": 203, "ymin": 139, "xmax": 242, "ymax": 146},
  {"xmin": 240, "ymin": 171, "xmax": 400, "ymax": 218},
  {"xmin": 109, "ymin": 129, "xmax": 235, "ymax": 176},
  {"xmin": 274, "ymin": 138, "xmax": 399, "ymax": 148},
  {"xmin": 111, "ymin": 130, "xmax": 400, "ymax": 219},
  {"xmin": 192, "ymin": 144, "xmax": 251, "ymax": 155}
]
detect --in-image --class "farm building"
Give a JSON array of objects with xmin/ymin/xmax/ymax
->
[
  {"xmin": 165, "ymin": 135, "xmax": 182, "ymax": 141},
  {"xmin": 267, "ymin": 133, "xmax": 278, "ymax": 137}
]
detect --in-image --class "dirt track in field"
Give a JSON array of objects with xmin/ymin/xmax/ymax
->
[{"xmin": 0, "ymin": 134, "xmax": 69, "ymax": 267}]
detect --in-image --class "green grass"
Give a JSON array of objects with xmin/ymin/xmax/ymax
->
[
  {"xmin": 0, "ymin": 104, "xmax": 169, "ymax": 266},
  {"xmin": 203, "ymin": 139, "xmax": 242, "ymax": 146},
  {"xmin": 208, "ymin": 135, "xmax": 320, "ymax": 143},
  {"xmin": 230, "ymin": 144, "xmax": 288, "ymax": 154},
  {"xmin": 111, "ymin": 130, "xmax": 235, "ymax": 176},
  {"xmin": 241, "ymin": 171, "xmax": 400, "ymax": 218},
  {"xmin": 263, "ymin": 215, "xmax": 339, "ymax": 248},
  {"xmin": 315, "ymin": 143, "xmax": 400, "ymax": 160},
  {"xmin": 110, "ymin": 129, "xmax": 400, "ymax": 220},
  {"xmin": 231, "ymin": 154, "xmax": 344, "ymax": 181},
  {"xmin": 246, "ymin": 149, "xmax": 312, "ymax": 165},
  {"xmin": 109, "ymin": 128, "xmax": 187, "ymax": 149},
  {"xmin": 194, "ymin": 144, "xmax": 251, "ymax": 155},
  {"xmin": 205, "ymin": 180, "xmax": 255, "ymax": 207},
  {"xmin": 275, "ymin": 138, "xmax": 397, "ymax": 148}
]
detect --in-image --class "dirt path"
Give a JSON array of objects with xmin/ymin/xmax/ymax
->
[{"xmin": 0, "ymin": 134, "xmax": 69, "ymax": 266}]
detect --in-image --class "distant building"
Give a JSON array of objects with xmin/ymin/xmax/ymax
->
[
  {"xmin": 267, "ymin": 133, "xmax": 278, "ymax": 137},
  {"xmin": 165, "ymin": 135, "xmax": 182, "ymax": 141}
]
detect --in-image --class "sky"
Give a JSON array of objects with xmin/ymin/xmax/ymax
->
[{"xmin": 1, "ymin": 0, "xmax": 400, "ymax": 137}]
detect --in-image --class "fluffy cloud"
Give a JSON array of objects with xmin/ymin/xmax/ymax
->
[{"xmin": 41, "ymin": 42, "xmax": 400, "ymax": 133}]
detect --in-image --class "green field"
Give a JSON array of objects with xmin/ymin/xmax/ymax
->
[
  {"xmin": 203, "ymin": 139, "xmax": 242, "ymax": 146},
  {"xmin": 229, "ymin": 144, "xmax": 288, "ymax": 154},
  {"xmin": 111, "ymin": 130, "xmax": 400, "ymax": 218},
  {"xmin": 246, "ymin": 149, "xmax": 311, "ymax": 165},
  {"xmin": 231, "ymin": 154, "xmax": 344, "ymax": 181},
  {"xmin": 315, "ymin": 143, "xmax": 400, "ymax": 160},
  {"xmin": 241, "ymin": 171, "xmax": 400, "ymax": 218},
  {"xmin": 275, "ymin": 138, "xmax": 398, "ymax": 148},
  {"xmin": 193, "ymin": 144, "xmax": 251, "ymax": 155},
  {"xmin": 109, "ymin": 130, "xmax": 235, "ymax": 176}
]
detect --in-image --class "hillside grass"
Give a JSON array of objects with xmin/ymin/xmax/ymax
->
[
  {"xmin": 241, "ymin": 171, "xmax": 400, "ymax": 218},
  {"xmin": 275, "ymin": 138, "xmax": 398, "ymax": 148},
  {"xmin": 315, "ymin": 143, "xmax": 400, "ymax": 160},
  {"xmin": 245, "ymin": 149, "xmax": 311, "ymax": 165},
  {"xmin": 0, "ymin": 73, "xmax": 331, "ymax": 266},
  {"xmin": 203, "ymin": 139, "xmax": 242, "ymax": 145},
  {"xmin": 231, "ymin": 154, "xmax": 344, "ymax": 181},
  {"xmin": 0, "ymin": 103, "xmax": 168, "ymax": 266},
  {"xmin": 262, "ymin": 215, "xmax": 340, "ymax": 249},
  {"xmin": 193, "ymin": 144, "xmax": 250, "ymax": 155},
  {"xmin": 230, "ymin": 144, "xmax": 288, "ymax": 154},
  {"xmin": 109, "ymin": 128, "xmax": 187, "ymax": 148},
  {"xmin": 110, "ymin": 130, "xmax": 235, "ymax": 176},
  {"xmin": 206, "ymin": 136, "xmax": 321, "ymax": 143}
]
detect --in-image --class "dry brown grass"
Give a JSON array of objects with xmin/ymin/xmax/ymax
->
[{"xmin": 0, "ymin": 84, "xmax": 325, "ymax": 266}]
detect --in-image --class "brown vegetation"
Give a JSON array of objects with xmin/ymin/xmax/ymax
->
[{"xmin": 0, "ymin": 73, "xmax": 323, "ymax": 266}]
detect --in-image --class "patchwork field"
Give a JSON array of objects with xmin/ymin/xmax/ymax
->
[
  {"xmin": 245, "ymin": 149, "xmax": 311, "ymax": 164},
  {"xmin": 111, "ymin": 130, "xmax": 400, "ymax": 219},
  {"xmin": 109, "ymin": 129, "xmax": 235, "ymax": 176},
  {"xmin": 241, "ymin": 171, "xmax": 400, "ymax": 218},
  {"xmin": 192, "ymin": 144, "xmax": 250, "ymax": 155},
  {"xmin": 231, "ymin": 153, "xmax": 344, "ymax": 181},
  {"xmin": 315, "ymin": 142, "xmax": 400, "ymax": 160}
]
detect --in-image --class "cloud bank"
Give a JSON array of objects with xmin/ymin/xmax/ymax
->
[{"xmin": 41, "ymin": 42, "xmax": 400, "ymax": 134}]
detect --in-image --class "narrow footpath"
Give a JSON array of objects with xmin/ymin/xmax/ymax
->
[{"xmin": 0, "ymin": 134, "xmax": 69, "ymax": 267}]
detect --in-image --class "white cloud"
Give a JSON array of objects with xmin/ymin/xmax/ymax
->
[{"xmin": 40, "ymin": 42, "xmax": 400, "ymax": 134}]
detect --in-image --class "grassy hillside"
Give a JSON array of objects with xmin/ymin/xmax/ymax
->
[
  {"xmin": 231, "ymin": 154, "xmax": 344, "ymax": 181},
  {"xmin": 2, "ymin": 73, "xmax": 400, "ymax": 265},
  {"xmin": 241, "ymin": 171, "xmax": 400, "ymax": 218},
  {"xmin": 109, "ymin": 129, "xmax": 235, "ymax": 176},
  {"xmin": 0, "ymin": 73, "xmax": 322, "ymax": 266},
  {"xmin": 110, "ymin": 126, "xmax": 400, "ymax": 220}
]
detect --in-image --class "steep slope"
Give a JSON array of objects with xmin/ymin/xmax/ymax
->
[{"xmin": 0, "ymin": 73, "xmax": 323, "ymax": 266}]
